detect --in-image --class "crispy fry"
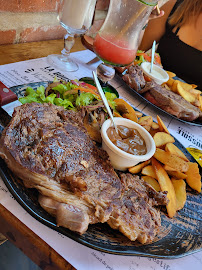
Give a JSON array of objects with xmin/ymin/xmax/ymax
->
[
  {"xmin": 163, "ymin": 164, "xmax": 176, "ymax": 171},
  {"xmin": 189, "ymin": 88, "xmax": 201, "ymax": 96},
  {"xmin": 154, "ymin": 148, "xmax": 189, "ymax": 172},
  {"xmin": 171, "ymin": 80, "xmax": 179, "ymax": 93},
  {"xmin": 178, "ymin": 81, "xmax": 193, "ymax": 91},
  {"xmin": 186, "ymin": 162, "xmax": 201, "ymax": 193},
  {"xmin": 128, "ymin": 160, "xmax": 150, "ymax": 174},
  {"xmin": 165, "ymin": 143, "xmax": 189, "ymax": 162},
  {"xmin": 166, "ymin": 170, "xmax": 187, "ymax": 180},
  {"xmin": 114, "ymin": 98, "xmax": 138, "ymax": 122},
  {"xmin": 138, "ymin": 116, "xmax": 153, "ymax": 127},
  {"xmin": 166, "ymin": 71, "xmax": 176, "ymax": 78},
  {"xmin": 151, "ymin": 122, "xmax": 159, "ymax": 130},
  {"xmin": 199, "ymin": 94, "xmax": 202, "ymax": 111},
  {"xmin": 113, "ymin": 111, "xmax": 122, "ymax": 117},
  {"xmin": 156, "ymin": 115, "xmax": 169, "ymax": 134},
  {"xmin": 122, "ymin": 113, "xmax": 138, "ymax": 122},
  {"xmin": 171, "ymin": 179, "xmax": 187, "ymax": 211},
  {"xmin": 142, "ymin": 176, "xmax": 161, "ymax": 192},
  {"xmin": 164, "ymin": 84, "xmax": 171, "ymax": 91},
  {"xmin": 135, "ymin": 111, "xmax": 143, "ymax": 118},
  {"xmin": 141, "ymin": 165, "xmax": 157, "ymax": 179},
  {"xmin": 176, "ymin": 82, "xmax": 196, "ymax": 103},
  {"xmin": 153, "ymin": 132, "xmax": 175, "ymax": 147},
  {"xmin": 166, "ymin": 77, "xmax": 175, "ymax": 88},
  {"xmin": 152, "ymin": 158, "xmax": 177, "ymax": 218}
]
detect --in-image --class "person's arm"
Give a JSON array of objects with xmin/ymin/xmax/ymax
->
[{"xmin": 139, "ymin": 0, "xmax": 177, "ymax": 51}]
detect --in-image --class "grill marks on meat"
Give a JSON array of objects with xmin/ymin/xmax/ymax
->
[
  {"xmin": 144, "ymin": 85, "xmax": 201, "ymax": 121},
  {"xmin": 122, "ymin": 65, "xmax": 201, "ymax": 121},
  {"xmin": 0, "ymin": 103, "xmax": 168, "ymax": 243}
]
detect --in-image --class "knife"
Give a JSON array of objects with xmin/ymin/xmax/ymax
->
[{"xmin": 0, "ymin": 81, "xmax": 22, "ymax": 117}]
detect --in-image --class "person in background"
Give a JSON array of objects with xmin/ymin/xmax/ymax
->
[{"xmin": 139, "ymin": 0, "xmax": 202, "ymax": 90}]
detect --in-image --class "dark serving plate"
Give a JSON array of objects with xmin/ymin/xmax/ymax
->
[
  {"xmin": 116, "ymin": 72, "xmax": 202, "ymax": 126},
  {"xmin": 0, "ymin": 82, "xmax": 201, "ymax": 259}
]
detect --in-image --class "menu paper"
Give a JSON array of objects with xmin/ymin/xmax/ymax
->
[{"xmin": 0, "ymin": 50, "xmax": 202, "ymax": 270}]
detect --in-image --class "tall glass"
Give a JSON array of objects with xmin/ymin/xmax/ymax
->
[
  {"xmin": 93, "ymin": 0, "xmax": 158, "ymax": 67},
  {"xmin": 48, "ymin": 0, "xmax": 97, "ymax": 72}
]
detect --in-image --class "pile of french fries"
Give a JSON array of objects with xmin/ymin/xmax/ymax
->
[
  {"xmin": 114, "ymin": 98, "xmax": 201, "ymax": 218},
  {"xmin": 163, "ymin": 71, "xmax": 202, "ymax": 111}
]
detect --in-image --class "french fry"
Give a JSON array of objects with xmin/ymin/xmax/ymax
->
[
  {"xmin": 154, "ymin": 148, "xmax": 189, "ymax": 172},
  {"xmin": 177, "ymin": 80, "xmax": 196, "ymax": 91},
  {"xmin": 141, "ymin": 165, "xmax": 157, "ymax": 179},
  {"xmin": 152, "ymin": 158, "xmax": 177, "ymax": 218},
  {"xmin": 176, "ymin": 82, "xmax": 196, "ymax": 103},
  {"xmin": 166, "ymin": 77, "xmax": 175, "ymax": 88},
  {"xmin": 122, "ymin": 113, "xmax": 138, "ymax": 122},
  {"xmin": 142, "ymin": 125, "xmax": 151, "ymax": 132},
  {"xmin": 189, "ymin": 88, "xmax": 201, "ymax": 97},
  {"xmin": 165, "ymin": 143, "xmax": 189, "ymax": 162},
  {"xmin": 166, "ymin": 71, "xmax": 176, "ymax": 78},
  {"xmin": 198, "ymin": 94, "xmax": 202, "ymax": 110},
  {"xmin": 142, "ymin": 176, "xmax": 161, "ymax": 192},
  {"xmin": 156, "ymin": 115, "xmax": 169, "ymax": 134},
  {"xmin": 135, "ymin": 111, "xmax": 143, "ymax": 118},
  {"xmin": 163, "ymin": 164, "xmax": 176, "ymax": 171},
  {"xmin": 171, "ymin": 80, "xmax": 179, "ymax": 93},
  {"xmin": 186, "ymin": 162, "xmax": 201, "ymax": 193},
  {"xmin": 191, "ymin": 84, "xmax": 197, "ymax": 89},
  {"xmin": 128, "ymin": 160, "xmax": 150, "ymax": 174},
  {"xmin": 178, "ymin": 81, "xmax": 193, "ymax": 91},
  {"xmin": 171, "ymin": 179, "xmax": 187, "ymax": 211},
  {"xmin": 114, "ymin": 98, "xmax": 138, "ymax": 122},
  {"xmin": 153, "ymin": 132, "xmax": 175, "ymax": 147},
  {"xmin": 164, "ymin": 84, "xmax": 171, "ymax": 91},
  {"xmin": 151, "ymin": 122, "xmax": 159, "ymax": 130},
  {"xmin": 166, "ymin": 170, "xmax": 187, "ymax": 180},
  {"xmin": 113, "ymin": 111, "xmax": 122, "ymax": 117},
  {"xmin": 138, "ymin": 116, "xmax": 153, "ymax": 127}
]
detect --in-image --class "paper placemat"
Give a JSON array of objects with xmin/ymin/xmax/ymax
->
[{"xmin": 0, "ymin": 50, "xmax": 201, "ymax": 270}]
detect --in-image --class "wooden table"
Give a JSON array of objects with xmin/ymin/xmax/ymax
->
[{"xmin": 0, "ymin": 38, "xmax": 86, "ymax": 270}]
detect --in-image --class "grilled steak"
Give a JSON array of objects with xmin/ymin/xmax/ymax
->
[
  {"xmin": 0, "ymin": 103, "xmax": 168, "ymax": 243},
  {"xmin": 108, "ymin": 173, "xmax": 165, "ymax": 243},
  {"xmin": 122, "ymin": 65, "xmax": 201, "ymax": 121},
  {"xmin": 144, "ymin": 84, "xmax": 201, "ymax": 121}
]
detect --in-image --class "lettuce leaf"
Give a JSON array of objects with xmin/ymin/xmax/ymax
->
[{"xmin": 75, "ymin": 92, "xmax": 95, "ymax": 107}]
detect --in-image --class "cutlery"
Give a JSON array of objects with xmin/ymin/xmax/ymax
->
[
  {"xmin": 86, "ymin": 56, "xmax": 101, "ymax": 65},
  {"xmin": 92, "ymin": 71, "xmax": 118, "ymax": 133},
  {"xmin": 0, "ymin": 81, "xmax": 21, "ymax": 116}
]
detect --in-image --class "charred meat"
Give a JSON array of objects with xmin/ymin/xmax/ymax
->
[{"xmin": 0, "ymin": 103, "xmax": 168, "ymax": 243}]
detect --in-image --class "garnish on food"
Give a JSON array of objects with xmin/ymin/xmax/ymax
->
[{"xmin": 19, "ymin": 79, "xmax": 117, "ymax": 111}]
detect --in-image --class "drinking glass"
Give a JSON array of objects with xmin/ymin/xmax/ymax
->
[
  {"xmin": 93, "ymin": 0, "xmax": 159, "ymax": 81},
  {"xmin": 47, "ymin": 0, "xmax": 97, "ymax": 72}
]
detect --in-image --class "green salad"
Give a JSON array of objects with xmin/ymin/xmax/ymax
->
[{"xmin": 19, "ymin": 79, "xmax": 117, "ymax": 111}]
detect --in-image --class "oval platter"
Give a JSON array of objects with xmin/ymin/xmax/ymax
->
[
  {"xmin": 0, "ymin": 81, "xmax": 201, "ymax": 259},
  {"xmin": 116, "ymin": 72, "xmax": 202, "ymax": 126}
]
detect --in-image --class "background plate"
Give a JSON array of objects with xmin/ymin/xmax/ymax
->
[
  {"xmin": 116, "ymin": 73, "xmax": 202, "ymax": 126},
  {"xmin": 0, "ymin": 81, "xmax": 201, "ymax": 258}
]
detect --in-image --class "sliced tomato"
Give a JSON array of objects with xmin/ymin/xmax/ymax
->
[{"xmin": 82, "ymin": 82, "xmax": 98, "ymax": 92}]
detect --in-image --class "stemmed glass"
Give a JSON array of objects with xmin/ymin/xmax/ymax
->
[
  {"xmin": 47, "ymin": 0, "xmax": 97, "ymax": 72},
  {"xmin": 92, "ymin": 0, "xmax": 159, "ymax": 82}
]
